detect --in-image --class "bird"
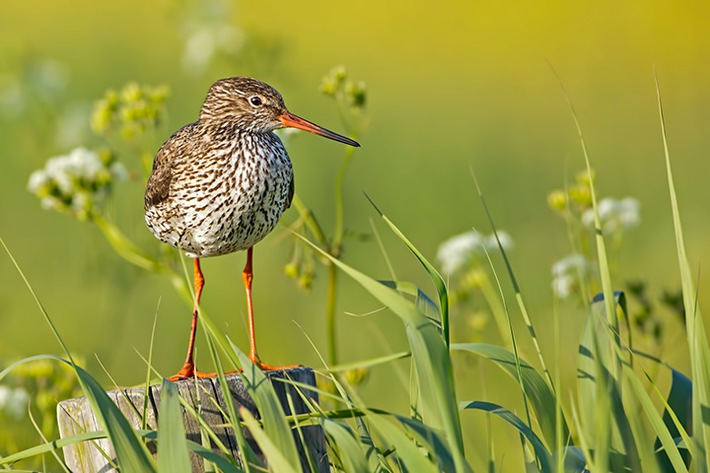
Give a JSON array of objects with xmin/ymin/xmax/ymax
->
[{"xmin": 144, "ymin": 77, "xmax": 360, "ymax": 381}]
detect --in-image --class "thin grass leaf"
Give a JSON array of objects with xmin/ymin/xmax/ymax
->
[
  {"xmin": 379, "ymin": 280, "xmax": 441, "ymax": 324},
  {"xmin": 328, "ymin": 351, "xmax": 410, "ymax": 372},
  {"xmin": 323, "ymin": 419, "xmax": 371, "ymax": 472},
  {"xmin": 366, "ymin": 412, "xmax": 441, "ymax": 473},
  {"xmin": 205, "ymin": 333, "xmax": 261, "ymax": 472},
  {"xmin": 233, "ymin": 348, "xmax": 301, "ymax": 470},
  {"xmin": 26, "ymin": 398, "xmax": 71, "ymax": 472},
  {"xmin": 655, "ymin": 69, "xmax": 710, "ymax": 470},
  {"xmin": 240, "ymin": 408, "xmax": 300, "ymax": 473},
  {"xmin": 157, "ymin": 380, "xmax": 191, "ymax": 473},
  {"xmin": 522, "ymin": 440, "xmax": 541, "ymax": 473},
  {"xmin": 452, "ymin": 343, "xmax": 570, "ymax": 450},
  {"xmin": 0, "ymin": 429, "xmax": 107, "ymax": 465},
  {"xmin": 185, "ymin": 440, "xmax": 245, "ymax": 473},
  {"xmin": 393, "ymin": 414, "xmax": 456, "ymax": 472},
  {"xmin": 652, "ymin": 368, "xmax": 694, "ymax": 469},
  {"xmin": 578, "ymin": 293, "xmax": 641, "ymax": 472},
  {"xmin": 143, "ymin": 300, "xmax": 161, "ymax": 431},
  {"xmin": 550, "ymin": 446, "xmax": 587, "ymax": 473},
  {"xmin": 297, "ymin": 233, "xmax": 469, "ymax": 472},
  {"xmin": 1, "ymin": 242, "xmax": 157, "ymax": 473},
  {"xmin": 630, "ymin": 348, "xmax": 694, "ymax": 467},
  {"xmin": 624, "ymin": 365, "xmax": 688, "ymax": 473},
  {"xmin": 365, "ymin": 194, "xmax": 450, "ymax": 346},
  {"xmin": 73, "ymin": 364, "xmax": 157, "ymax": 472},
  {"xmin": 469, "ymin": 173, "xmax": 554, "ymax": 393},
  {"xmin": 548, "ymin": 65, "xmax": 620, "ymax": 356},
  {"xmin": 461, "ymin": 401, "xmax": 552, "ymax": 472}
]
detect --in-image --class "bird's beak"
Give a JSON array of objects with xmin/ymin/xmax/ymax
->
[{"xmin": 278, "ymin": 111, "xmax": 360, "ymax": 147}]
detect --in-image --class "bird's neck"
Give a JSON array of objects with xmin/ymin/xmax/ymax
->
[{"xmin": 198, "ymin": 120, "xmax": 281, "ymax": 150}]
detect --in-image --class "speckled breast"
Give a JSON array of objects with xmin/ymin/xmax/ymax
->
[{"xmin": 146, "ymin": 132, "xmax": 293, "ymax": 258}]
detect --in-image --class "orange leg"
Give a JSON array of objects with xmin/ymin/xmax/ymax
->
[
  {"xmin": 168, "ymin": 258, "xmax": 214, "ymax": 381},
  {"xmin": 243, "ymin": 247, "xmax": 299, "ymax": 371}
]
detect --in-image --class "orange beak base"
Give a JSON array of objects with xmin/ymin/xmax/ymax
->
[{"xmin": 278, "ymin": 111, "xmax": 360, "ymax": 147}]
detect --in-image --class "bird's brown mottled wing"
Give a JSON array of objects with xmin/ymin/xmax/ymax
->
[
  {"xmin": 144, "ymin": 146, "xmax": 172, "ymax": 209},
  {"xmin": 144, "ymin": 123, "xmax": 196, "ymax": 210}
]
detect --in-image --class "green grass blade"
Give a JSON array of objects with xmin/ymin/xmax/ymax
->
[
  {"xmin": 233, "ymin": 348, "xmax": 301, "ymax": 470},
  {"xmin": 157, "ymin": 379, "xmax": 191, "ymax": 473},
  {"xmin": 624, "ymin": 365, "xmax": 688, "ymax": 473},
  {"xmin": 655, "ymin": 70, "xmax": 710, "ymax": 470},
  {"xmin": 205, "ymin": 330, "xmax": 261, "ymax": 472},
  {"xmin": 297, "ymin": 233, "xmax": 468, "ymax": 472},
  {"xmin": 379, "ymin": 280, "xmax": 441, "ymax": 325},
  {"xmin": 323, "ymin": 419, "xmax": 371, "ymax": 472},
  {"xmin": 549, "ymin": 66, "xmax": 620, "ymax": 353},
  {"xmin": 452, "ymin": 343, "xmax": 570, "ymax": 450},
  {"xmin": 365, "ymin": 194, "xmax": 450, "ymax": 346},
  {"xmin": 654, "ymin": 368, "xmax": 694, "ymax": 468},
  {"xmin": 469, "ymin": 175, "xmax": 555, "ymax": 394},
  {"xmin": 461, "ymin": 401, "xmax": 553, "ymax": 472},
  {"xmin": 73, "ymin": 364, "xmax": 157, "ymax": 472},
  {"xmin": 1, "ymin": 241, "xmax": 156, "ymax": 472},
  {"xmin": 328, "ymin": 351, "xmax": 411, "ymax": 372},
  {"xmin": 185, "ymin": 440, "xmax": 245, "ymax": 473},
  {"xmin": 0, "ymin": 430, "xmax": 108, "ymax": 465},
  {"xmin": 240, "ymin": 408, "xmax": 300, "ymax": 473},
  {"xmin": 366, "ymin": 412, "xmax": 441, "ymax": 472},
  {"xmin": 631, "ymin": 348, "xmax": 694, "ymax": 467},
  {"xmin": 393, "ymin": 414, "xmax": 456, "ymax": 472},
  {"xmin": 578, "ymin": 293, "xmax": 641, "ymax": 472}
]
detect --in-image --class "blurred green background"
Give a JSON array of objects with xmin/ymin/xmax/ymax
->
[{"xmin": 1, "ymin": 0, "xmax": 709, "ymax": 465}]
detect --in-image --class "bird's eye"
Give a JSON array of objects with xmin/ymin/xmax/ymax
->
[{"xmin": 249, "ymin": 96, "xmax": 263, "ymax": 107}]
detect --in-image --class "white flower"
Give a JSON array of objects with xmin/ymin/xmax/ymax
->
[
  {"xmin": 582, "ymin": 197, "xmax": 641, "ymax": 233},
  {"xmin": 551, "ymin": 254, "xmax": 590, "ymax": 299},
  {"xmin": 552, "ymin": 275, "xmax": 575, "ymax": 299},
  {"xmin": 437, "ymin": 230, "xmax": 514, "ymax": 275},
  {"xmin": 27, "ymin": 169, "xmax": 49, "ymax": 193},
  {"xmin": 484, "ymin": 231, "xmax": 514, "ymax": 253},
  {"xmin": 29, "ymin": 146, "xmax": 124, "ymax": 219},
  {"xmin": 0, "ymin": 385, "xmax": 29, "ymax": 420}
]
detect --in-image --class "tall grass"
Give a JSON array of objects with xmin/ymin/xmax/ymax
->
[{"xmin": 0, "ymin": 78, "xmax": 705, "ymax": 472}]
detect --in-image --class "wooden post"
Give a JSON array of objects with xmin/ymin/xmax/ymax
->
[{"xmin": 57, "ymin": 367, "xmax": 327, "ymax": 472}]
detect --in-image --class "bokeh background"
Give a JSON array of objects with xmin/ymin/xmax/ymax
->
[{"xmin": 2, "ymin": 0, "xmax": 710, "ymax": 467}]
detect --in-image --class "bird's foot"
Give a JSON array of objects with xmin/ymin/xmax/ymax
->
[
  {"xmin": 249, "ymin": 355, "xmax": 301, "ymax": 371},
  {"xmin": 167, "ymin": 362, "xmax": 218, "ymax": 381}
]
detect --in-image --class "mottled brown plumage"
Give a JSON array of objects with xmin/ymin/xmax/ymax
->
[{"xmin": 144, "ymin": 77, "xmax": 359, "ymax": 380}]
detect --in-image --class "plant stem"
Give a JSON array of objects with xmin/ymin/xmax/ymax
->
[
  {"xmin": 290, "ymin": 194, "xmax": 328, "ymax": 248},
  {"xmin": 332, "ymin": 146, "xmax": 356, "ymax": 254},
  {"xmin": 93, "ymin": 214, "xmax": 163, "ymax": 273},
  {"xmin": 326, "ymin": 261, "xmax": 339, "ymax": 366}
]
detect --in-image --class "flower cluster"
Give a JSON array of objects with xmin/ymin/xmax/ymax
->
[
  {"xmin": 551, "ymin": 254, "xmax": 593, "ymax": 299},
  {"xmin": 321, "ymin": 66, "xmax": 367, "ymax": 110},
  {"xmin": 581, "ymin": 197, "xmax": 640, "ymax": 234},
  {"xmin": 437, "ymin": 230, "xmax": 514, "ymax": 275},
  {"xmin": 91, "ymin": 82, "xmax": 169, "ymax": 141},
  {"xmin": 27, "ymin": 147, "xmax": 127, "ymax": 221},
  {"xmin": 0, "ymin": 385, "xmax": 29, "ymax": 421},
  {"xmin": 283, "ymin": 236, "xmax": 316, "ymax": 291},
  {"xmin": 547, "ymin": 169, "xmax": 594, "ymax": 216},
  {"xmin": 0, "ymin": 356, "xmax": 83, "ymax": 446},
  {"xmin": 548, "ymin": 169, "xmax": 641, "ymax": 300}
]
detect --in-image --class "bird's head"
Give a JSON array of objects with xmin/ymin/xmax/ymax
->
[{"xmin": 200, "ymin": 77, "xmax": 359, "ymax": 147}]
